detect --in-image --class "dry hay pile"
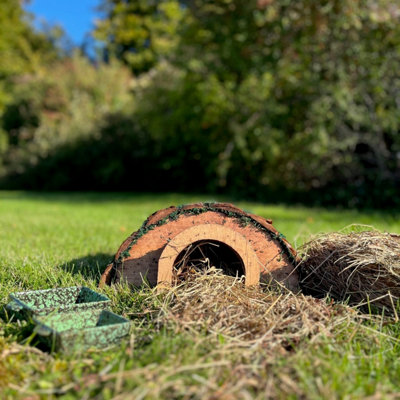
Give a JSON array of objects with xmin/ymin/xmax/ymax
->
[
  {"xmin": 299, "ymin": 230, "xmax": 400, "ymax": 314},
  {"xmin": 157, "ymin": 268, "xmax": 347, "ymax": 351}
]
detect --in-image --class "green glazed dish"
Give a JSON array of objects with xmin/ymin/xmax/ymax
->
[
  {"xmin": 6, "ymin": 286, "xmax": 111, "ymax": 319},
  {"xmin": 33, "ymin": 309, "xmax": 130, "ymax": 352}
]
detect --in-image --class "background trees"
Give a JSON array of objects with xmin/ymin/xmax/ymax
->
[
  {"xmin": 1, "ymin": 0, "xmax": 399, "ymax": 207},
  {"xmin": 94, "ymin": 0, "xmax": 184, "ymax": 73}
]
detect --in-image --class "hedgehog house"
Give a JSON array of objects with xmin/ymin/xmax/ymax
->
[{"xmin": 101, "ymin": 203, "xmax": 299, "ymax": 291}]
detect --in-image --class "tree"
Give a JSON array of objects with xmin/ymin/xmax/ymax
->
[
  {"xmin": 94, "ymin": 0, "xmax": 185, "ymax": 74},
  {"xmin": 0, "ymin": 0, "xmax": 60, "ymax": 101},
  {"xmin": 169, "ymin": 0, "xmax": 400, "ymax": 204},
  {"xmin": 2, "ymin": 0, "xmax": 400, "ymax": 206},
  {"xmin": 0, "ymin": 0, "xmax": 62, "ymax": 166}
]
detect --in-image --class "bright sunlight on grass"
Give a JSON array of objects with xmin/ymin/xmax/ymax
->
[{"xmin": 1, "ymin": 192, "xmax": 400, "ymax": 399}]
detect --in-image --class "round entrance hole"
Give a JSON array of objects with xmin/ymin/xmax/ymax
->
[
  {"xmin": 173, "ymin": 240, "xmax": 245, "ymax": 281},
  {"xmin": 157, "ymin": 224, "xmax": 261, "ymax": 286}
]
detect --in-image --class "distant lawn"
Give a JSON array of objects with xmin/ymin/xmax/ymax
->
[{"xmin": 1, "ymin": 191, "xmax": 400, "ymax": 399}]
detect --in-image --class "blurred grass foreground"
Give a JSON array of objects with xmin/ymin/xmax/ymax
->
[{"xmin": 0, "ymin": 0, "xmax": 399, "ymax": 208}]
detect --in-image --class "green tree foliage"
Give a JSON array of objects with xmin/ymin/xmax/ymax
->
[
  {"xmin": 1, "ymin": 0, "xmax": 400, "ymax": 207},
  {"xmin": 133, "ymin": 0, "xmax": 400, "ymax": 205},
  {"xmin": 0, "ymin": 0, "xmax": 63, "ymax": 167},
  {"xmin": 94, "ymin": 0, "xmax": 185, "ymax": 74},
  {"xmin": 1, "ymin": 53, "xmax": 134, "ymax": 183},
  {"xmin": 0, "ymin": 0, "xmax": 60, "ymax": 104}
]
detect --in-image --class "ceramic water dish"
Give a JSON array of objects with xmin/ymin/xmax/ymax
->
[
  {"xmin": 33, "ymin": 308, "xmax": 130, "ymax": 352},
  {"xmin": 6, "ymin": 286, "xmax": 111, "ymax": 319}
]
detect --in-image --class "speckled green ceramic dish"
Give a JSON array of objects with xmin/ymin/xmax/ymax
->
[
  {"xmin": 6, "ymin": 286, "xmax": 111, "ymax": 319},
  {"xmin": 33, "ymin": 309, "xmax": 130, "ymax": 352}
]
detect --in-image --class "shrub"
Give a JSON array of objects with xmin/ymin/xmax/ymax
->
[{"xmin": 0, "ymin": 54, "xmax": 134, "ymax": 185}]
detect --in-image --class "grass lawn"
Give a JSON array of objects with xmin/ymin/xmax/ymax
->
[{"xmin": 1, "ymin": 191, "xmax": 400, "ymax": 399}]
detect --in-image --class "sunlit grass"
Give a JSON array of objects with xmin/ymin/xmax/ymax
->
[{"xmin": 1, "ymin": 191, "xmax": 399, "ymax": 399}]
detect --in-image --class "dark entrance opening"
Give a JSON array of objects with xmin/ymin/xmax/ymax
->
[{"xmin": 173, "ymin": 240, "xmax": 245, "ymax": 281}]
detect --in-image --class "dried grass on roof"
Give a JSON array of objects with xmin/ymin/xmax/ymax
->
[
  {"xmin": 157, "ymin": 268, "xmax": 347, "ymax": 351},
  {"xmin": 299, "ymin": 229, "xmax": 400, "ymax": 315}
]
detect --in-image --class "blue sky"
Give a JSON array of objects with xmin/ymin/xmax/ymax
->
[{"xmin": 25, "ymin": 0, "xmax": 100, "ymax": 45}]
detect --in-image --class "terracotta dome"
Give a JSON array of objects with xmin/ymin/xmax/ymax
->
[{"xmin": 100, "ymin": 203, "xmax": 299, "ymax": 291}]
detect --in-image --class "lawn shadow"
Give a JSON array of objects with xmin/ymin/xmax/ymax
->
[{"xmin": 58, "ymin": 253, "xmax": 114, "ymax": 284}]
